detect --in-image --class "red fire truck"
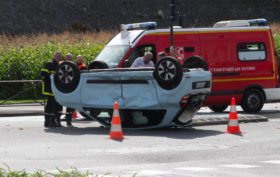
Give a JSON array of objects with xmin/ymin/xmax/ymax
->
[{"xmin": 92, "ymin": 19, "xmax": 280, "ymax": 113}]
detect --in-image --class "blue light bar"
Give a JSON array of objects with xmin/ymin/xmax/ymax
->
[
  {"xmin": 248, "ymin": 19, "xmax": 267, "ymax": 26},
  {"xmin": 121, "ymin": 22, "xmax": 157, "ymax": 31}
]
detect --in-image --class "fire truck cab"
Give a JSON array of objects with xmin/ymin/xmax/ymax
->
[{"xmin": 93, "ymin": 19, "xmax": 280, "ymax": 113}]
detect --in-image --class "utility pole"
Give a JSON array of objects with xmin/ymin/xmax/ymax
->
[{"xmin": 170, "ymin": 0, "xmax": 175, "ymax": 46}]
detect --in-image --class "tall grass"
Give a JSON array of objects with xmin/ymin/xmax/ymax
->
[{"xmin": 0, "ymin": 31, "xmax": 117, "ymax": 47}]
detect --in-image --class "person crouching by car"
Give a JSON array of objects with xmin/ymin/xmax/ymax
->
[
  {"xmin": 41, "ymin": 51, "xmax": 63, "ymax": 128},
  {"xmin": 131, "ymin": 52, "xmax": 154, "ymax": 68}
]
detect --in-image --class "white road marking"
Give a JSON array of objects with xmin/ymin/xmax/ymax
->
[
  {"xmin": 88, "ymin": 143, "xmax": 229, "ymax": 155},
  {"xmin": 262, "ymin": 160, "xmax": 280, "ymax": 164},
  {"xmin": 221, "ymin": 164, "xmax": 260, "ymax": 168},
  {"xmin": 176, "ymin": 167, "xmax": 216, "ymax": 171},
  {"xmin": 269, "ymin": 119, "xmax": 280, "ymax": 122},
  {"xmin": 134, "ymin": 170, "xmax": 171, "ymax": 176},
  {"xmin": 0, "ymin": 116, "xmax": 43, "ymax": 122}
]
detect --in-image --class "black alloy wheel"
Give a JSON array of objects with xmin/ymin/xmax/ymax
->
[
  {"xmin": 154, "ymin": 57, "xmax": 183, "ymax": 90},
  {"xmin": 88, "ymin": 60, "xmax": 109, "ymax": 69},
  {"xmin": 183, "ymin": 55, "xmax": 209, "ymax": 71},
  {"xmin": 54, "ymin": 61, "xmax": 80, "ymax": 93},
  {"xmin": 241, "ymin": 89, "xmax": 264, "ymax": 113}
]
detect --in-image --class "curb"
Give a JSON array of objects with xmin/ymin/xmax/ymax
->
[
  {"xmin": 0, "ymin": 112, "xmax": 44, "ymax": 117},
  {"xmin": 193, "ymin": 115, "xmax": 268, "ymax": 126}
]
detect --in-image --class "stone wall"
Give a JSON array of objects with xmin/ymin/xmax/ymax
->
[{"xmin": 0, "ymin": 0, "xmax": 280, "ymax": 34}]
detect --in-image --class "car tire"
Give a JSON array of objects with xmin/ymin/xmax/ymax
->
[
  {"xmin": 88, "ymin": 61, "xmax": 109, "ymax": 69},
  {"xmin": 241, "ymin": 89, "xmax": 264, "ymax": 113},
  {"xmin": 54, "ymin": 61, "xmax": 80, "ymax": 93},
  {"xmin": 209, "ymin": 105, "xmax": 228, "ymax": 112},
  {"xmin": 154, "ymin": 56, "xmax": 183, "ymax": 90},
  {"xmin": 183, "ymin": 55, "xmax": 208, "ymax": 71}
]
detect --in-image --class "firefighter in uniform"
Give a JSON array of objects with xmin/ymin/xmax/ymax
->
[{"xmin": 41, "ymin": 52, "xmax": 63, "ymax": 127}]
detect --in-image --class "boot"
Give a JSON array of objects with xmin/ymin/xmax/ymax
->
[
  {"xmin": 48, "ymin": 116, "xmax": 57, "ymax": 128},
  {"xmin": 55, "ymin": 116, "xmax": 62, "ymax": 127},
  {"xmin": 44, "ymin": 115, "xmax": 50, "ymax": 127},
  {"xmin": 66, "ymin": 114, "xmax": 73, "ymax": 127}
]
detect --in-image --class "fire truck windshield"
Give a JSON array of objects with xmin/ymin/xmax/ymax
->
[{"xmin": 95, "ymin": 45, "xmax": 130, "ymax": 68}]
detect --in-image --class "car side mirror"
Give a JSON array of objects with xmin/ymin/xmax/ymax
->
[{"xmin": 122, "ymin": 59, "xmax": 131, "ymax": 68}]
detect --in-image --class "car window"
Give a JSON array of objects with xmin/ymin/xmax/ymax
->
[
  {"xmin": 95, "ymin": 45, "xmax": 130, "ymax": 68},
  {"xmin": 123, "ymin": 44, "xmax": 156, "ymax": 67},
  {"xmin": 237, "ymin": 42, "xmax": 267, "ymax": 61}
]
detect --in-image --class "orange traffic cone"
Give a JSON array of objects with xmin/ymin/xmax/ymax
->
[
  {"xmin": 109, "ymin": 101, "xmax": 125, "ymax": 140},
  {"xmin": 72, "ymin": 111, "xmax": 79, "ymax": 119},
  {"xmin": 225, "ymin": 97, "xmax": 244, "ymax": 134}
]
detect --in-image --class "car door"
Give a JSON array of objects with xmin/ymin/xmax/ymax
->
[
  {"xmin": 80, "ymin": 72, "xmax": 122, "ymax": 108},
  {"xmin": 120, "ymin": 71, "xmax": 161, "ymax": 109}
]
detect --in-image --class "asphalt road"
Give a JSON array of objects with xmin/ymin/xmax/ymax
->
[{"xmin": 0, "ymin": 103, "xmax": 279, "ymax": 177}]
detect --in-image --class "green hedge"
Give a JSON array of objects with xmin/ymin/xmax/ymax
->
[{"xmin": 0, "ymin": 41, "xmax": 105, "ymax": 100}]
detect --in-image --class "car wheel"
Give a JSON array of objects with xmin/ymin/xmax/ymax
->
[
  {"xmin": 209, "ymin": 105, "xmax": 228, "ymax": 112},
  {"xmin": 54, "ymin": 61, "xmax": 80, "ymax": 93},
  {"xmin": 241, "ymin": 89, "xmax": 264, "ymax": 113},
  {"xmin": 183, "ymin": 55, "xmax": 208, "ymax": 71},
  {"xmin": 154, "ymin": 57, "xmax": 183, "ymax": 90},
  {"xmin": 88, "ymin": 61, "xmax": 109, "ymax": 69}
]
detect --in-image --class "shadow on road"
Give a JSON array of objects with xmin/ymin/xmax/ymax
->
[{"xmin": 44, "ymin": 126, "xmax": 222, "ymax": 140}]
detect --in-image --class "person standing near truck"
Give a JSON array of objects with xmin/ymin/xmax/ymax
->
[
  {"xmin": 157, "ymin": 51, "xmax": 167, "ymax": 61},
  {"xmin": 76, "ymin": 55, "xmax": 88, "ymax": 70},
  {"xmin": 41, "ymin": 51, "xmax": 63, "ymax": 128},
  {"xmin": 170, "ymin": 46, "xmax": 183, "ymax": 64}
]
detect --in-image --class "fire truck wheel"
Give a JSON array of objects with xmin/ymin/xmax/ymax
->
[
  {"xmin": 54, "ymin": 61, "xmax": 80, "ymax": 93},
  {"xmin": 88, "ymin": 61, "xmax": 109, "ymax": 69},
  {"xmin": 183, "ymin": 56, "xmax": 209, "ymax": 71},
  {"xmin": 241, "ymin": 89, "xmax": 264, "ymax": 113},
  {"xmin": 154, "ymin": 56, "xmax": 183, "ymax": 90},
  {"xmin": 209, "ymin": 105, "xmax": 228, "ymax": 112}
]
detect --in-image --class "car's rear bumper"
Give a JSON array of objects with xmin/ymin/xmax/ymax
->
[{"xmin": 172, "ymin": 93, "xmax": 209, "ymax": 127}]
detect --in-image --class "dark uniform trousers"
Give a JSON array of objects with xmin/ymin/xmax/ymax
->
[
  {"xmin": 65, "ymin": 107, "xmax": 74, "ymax": 126},
  {"xmin": 41, "ymin": 59, "xmax": 62, "ymax": 127},
  {"xmin": 45, "ymin": 96, "xmax": 62, "ymax": 127}
]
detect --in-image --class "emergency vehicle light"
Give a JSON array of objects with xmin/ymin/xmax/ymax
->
[
  {"xmin": 121, "ymin": 22, "xmax": 157, "ymax": 31},
  {"xmin": 248, "ymin": 19, "xmax": 267, "ymax": 26},
  {"xmin": 213, "ymin": 18, "xmax": 268, "ymax": 28}
]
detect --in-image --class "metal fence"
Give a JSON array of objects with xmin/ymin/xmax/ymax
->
[{"xmin": 0, "ymin": 80, "xmax": 43, "ymax": 106}]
